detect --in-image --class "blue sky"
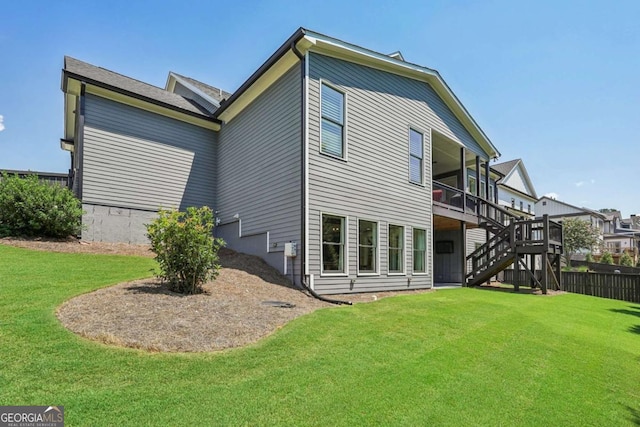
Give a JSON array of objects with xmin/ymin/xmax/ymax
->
[{"xmin": 1, "ymin": 0, "xmax": 638, "ymax": 215}]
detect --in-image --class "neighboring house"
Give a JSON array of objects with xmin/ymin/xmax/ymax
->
[
  {"xmin": 0, "ymin": 169, "xmax": 70, "ymax": 187},
  {"xmin": 492, "ymin": 159, "xmax": 537, "ymax": 217},
  {"xmin": 601, "ymin": 211, "xmax": 640, "ymax": 263},
  {"xmin": 61, "ymin": 28, "xmax": 512, "ymax": 294},
  {"xmin": 535, "ymin": 196, "xmax": 606, "ymax": 254}
]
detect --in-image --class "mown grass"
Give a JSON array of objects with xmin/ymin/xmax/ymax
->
[{"xmin": 1, "ymin": 244, "xmax": 639, "ymax": 426}]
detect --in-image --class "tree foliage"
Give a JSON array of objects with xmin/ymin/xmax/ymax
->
[
  {"xmin": 562, "ymin": 218, "xmax": 600, "ymax": 267},
  {"xmin": 600, "ymin": 251, "xmax": 614, "ymax": 265},
  {"xmin": 619, "ymin": 251, "xmax": 634, "ymax": 267},
  {"xmin": 0, "ymin": 172, "xmax": 83, "ymax": 238},
  {"xmin": 146, "ymin": 206, "xmax": 225, "ymax": 295}
]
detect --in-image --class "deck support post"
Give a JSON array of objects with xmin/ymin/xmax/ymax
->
[{"xmin": 461, "ymin": 221, "xmax": 467, "ymax": 286}]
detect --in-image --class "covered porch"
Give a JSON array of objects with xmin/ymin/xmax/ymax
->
[{"xmin": 430, "ymin": 131, "xmax": 497, "ymax": 286}]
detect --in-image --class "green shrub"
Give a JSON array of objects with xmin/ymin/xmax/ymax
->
[
  {"xmin": 585, "ymin": 252, "xmax": 594, "ymax": 263},
  {"xmin": 0, "ymin": 172, "xmax": 83, "ymax": 238},
  {"xmin": 619, "ymin": 252, "xmax": 634, "ymax": 267},
  {"xmin": 600, "ymin": 251, "xmax": 614, "ymax": 265},
  {"xmin": 146, "ymin": 206, "xmax": 224, "ymax": 295}
]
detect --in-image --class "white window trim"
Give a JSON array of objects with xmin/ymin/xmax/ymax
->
[
  {"xmin": 412, "ymin": 227, "xmax": 429, "ymax": 276},
  {"xmin": 319, "ymin": 79, "xmax": 348, "ymax": 161},
  {"xmin": 408, "ymin": 126, "xmax": 425, "ymax": 186},
  {"xmin": 320, "ymin": 211, "xmax": 349, "ymax": 277},
  {"xmin": 468, "ymin": 175, "xmax": 477, "ymax": 195},
  {"xmin": 357, "ymin": 218, "xmax": 380, "ymax": 276},
  {"xmin": 387, "ymin": 223, "xmax": 406, "ymax": 276}
]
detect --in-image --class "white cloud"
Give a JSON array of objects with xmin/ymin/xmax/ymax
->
[
  {"xmin": 0, "ymin": 115, "xmax": 4, "ymax": 132},
  {"xmin": 575, "ymin": 181, "xmax": 584, "ymax": 187},
  {"xmin": 590, "ymin": 179, "xmax": 596, "ymax": 184},
  {"xmin": 544, "ymin": 192, "xmax": 559, "ymax": 200}
]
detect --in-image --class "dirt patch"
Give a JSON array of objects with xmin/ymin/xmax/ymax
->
[
  {"xmin": 0, "ymin": 236, "xmax": 153, "ymax": 257},
  {"xmin": 0, "ymin": 237, "xmax": 433, "ymax": 352},
  {"xmin": 478, "ymin": 282, "xmax": 566, "ymax": 296}
]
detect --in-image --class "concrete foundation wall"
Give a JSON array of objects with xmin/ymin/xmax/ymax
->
[{"xmin": 82, "ymin": 203, "xmax": 156, "ymax": 244}]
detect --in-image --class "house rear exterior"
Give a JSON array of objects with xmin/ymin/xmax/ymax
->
[{"xmin": 61, "ymin": 28, "xmax": 505, "ymax": 294}]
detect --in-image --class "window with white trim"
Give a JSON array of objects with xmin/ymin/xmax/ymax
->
[
  {"xmin": 468, "ymin": 176, "xmax": 477, "ymax": 195},
  {"xmin": 321, "ymin": 83, "xmax": 345, "ymax": 158},
  {"xmin": 388, "ymin": 225, "xmax": 404, "ymax": 273},
  {"xmin": 520, "ymin": 201, "xmax": 524, "ymax": 211},
  {"xmin": 322, "ymin": 214, "xmax": 345, "ymax": 273},
  {"xmin": 409, "ymin": 129, "xmax": 424, "ymax": 184},
  {"xmin": 489, "ymin": 185, "xmax": 494, "ymax": 202},
  {"xmin": 358, "ymin": 219, "xmax": 378, "ymax": 273},
  {"xmin": 413, "ymin": 228, "xmax": 427, "ymax": 273}
]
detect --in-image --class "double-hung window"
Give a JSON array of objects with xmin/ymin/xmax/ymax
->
[
  {"xmin": 322, "ymin": 214, "xmax": 346, "ymax": 274},
  {"xmin": 468, "ymin": 176, "xmax": 477, "ymax": 195},
  {"xmin": 388, "ymin": 225, "xmax": 404, "ymax": 274},
  {"xmin": 409, "ymin": 129, "xmax": 424, "ymax": 184},
  {"xmin": 413, "ymin": 228, "xmax": 427, "ymax": 273},
  {"xmin": 358, "ymin": 220, "xmax": 378, "ymax": 274},
  {"xmin": 321, "ymin": 83, "xmax": 345, "ymax": 158}
]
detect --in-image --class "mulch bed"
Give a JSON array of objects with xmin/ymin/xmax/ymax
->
[{"xmin": 2, "ymin": 238, "xmax": 433, "ymax": 352}]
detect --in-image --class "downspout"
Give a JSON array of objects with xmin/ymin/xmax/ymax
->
[
  {"xmin": 75, "ymin": 82, "xmax": 87, "ymax": 200},
  {"xmin": 291, "ymin": 42, "xmax": 352, "ymax": 306}
]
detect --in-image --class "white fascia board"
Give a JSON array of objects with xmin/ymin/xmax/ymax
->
[
  {"xmin": 167, "ymin": 72, "xmax": 221, "ymax": 108},
  {"xmin": 217, "ymin": 49, "xmax": 302, "ymax": 123},
  {"xmin": 304, "ymin": 30, "xmax": 500, "ymax": 160}
]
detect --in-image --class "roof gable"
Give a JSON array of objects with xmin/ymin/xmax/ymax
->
[
  {"xmin": 215, "ymin": 27, "xmax": 500, "ymax": 159},
  {"xmin": 493, "ymin": 159, "xmax": 537, "ymax": 198},
  {"xmin": 165, "ymin": 72, "xmax": 232, "ymax": 107}
]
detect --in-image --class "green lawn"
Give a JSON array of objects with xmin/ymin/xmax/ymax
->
[{"xmin": 1, "ymin": 245, "xmax": 639, "ymax": 426}]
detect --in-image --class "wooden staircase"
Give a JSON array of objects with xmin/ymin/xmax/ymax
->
[{"xmin": 466, "ymin": 200, "xmax": 564, "ymax": 293}]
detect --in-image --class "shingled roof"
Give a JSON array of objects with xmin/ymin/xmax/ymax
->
[
  {"xmin": 170, "ymin": 72, "xmax": 232, "ymax": 103},
  {"xmin": 64, "ymin": 56, "xmax": 213, "ymax": 117},
  {"xmin": 492, "ymin": 159, "xmax": 520, "ymax": 177}
]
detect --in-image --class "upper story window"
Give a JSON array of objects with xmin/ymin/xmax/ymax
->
[
  {"xmin": 409, "ymin": 129, "xmax": 424, "ymax": 184},
  {"xmin": 489, "ymin": 185, "xmax": 494, "ymax": 202},
  {"xmin": 468, "ymin": 176, "xmax": 477, "ymax": 195},
  {"xmin": 519, "ymin": 201, "xmax": 524, "ymax": 211},
  {"xmin": 511, "ymin": 198, "xmax": 515, "ymax": 208},
  {"xmin": 528, "ymin": 204, "xmax": 531, "ymax": 213},
  {"xmin": 321, "ymin": 83, "xmax": 345, "ymax": 158}
]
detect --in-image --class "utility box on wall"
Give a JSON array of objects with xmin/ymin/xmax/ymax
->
[{"xmin": 284, "ymin": 242, "xmax": 297, "ymax": 257}]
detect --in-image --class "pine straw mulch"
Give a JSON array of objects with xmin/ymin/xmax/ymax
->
[{"xmin": 1, "ymin": 237, "xmax": 433, "ymax": 352}]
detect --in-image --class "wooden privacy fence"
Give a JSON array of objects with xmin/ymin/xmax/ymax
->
[
  {"xmin": 561, "ymin": 272, "xmax": 640, "ymax": 303},
  {"xmin": 504, "ymin": 269, "xmax": 640, "ymax": 303}
]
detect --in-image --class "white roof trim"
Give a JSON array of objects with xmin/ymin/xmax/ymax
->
[
  {"xmin": 166, "ymin": 72, "xmax": 221, "ymax": 109},
  {"xmin": 501, "ymin": 159, "xmax": 538, "ymax": 199},
  {"xmin": 302, "ymin": 30, "xmax": 500, "ymax": 159}
]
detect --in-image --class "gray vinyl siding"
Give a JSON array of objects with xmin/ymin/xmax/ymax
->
[
  {"xmin": 309, "ymin": 52, "xmax": 456, "ymax": 294},
  {"xmin": 82, "ymin": 93, "xmax": 216, "ymax": 211},
  {"xmin": 173, "ymin": 82, "xmax": 218, "ymax": 114},
  {"xmin": 217, "ymin": 65, "xmax": 302, "ymax": 277}
]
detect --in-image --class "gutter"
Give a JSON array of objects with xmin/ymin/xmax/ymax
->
[{"xmin": 62, "ymin": 70, "xmax": 222, "ymax": 123}]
